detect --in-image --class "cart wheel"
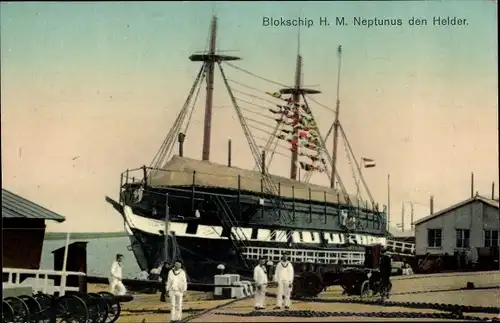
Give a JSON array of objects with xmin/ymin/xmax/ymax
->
[
  {"xmin": 291, "ymin": 276, "xmax": 304, "ymax": 299},
  {"xmin": 88, "ymin": 293, "xmax": 109, "ymax": 323},
  {"xmin": 54, "ymin": 295, "xmax": 88, "ymax": 323},
  {"xmin": 97, "ymin": 292, "xmax": 120, "ymax": 323},
  {"xmin": 300, "ymin": 272, "xmax": 324, "ymax": 298},
  {"xmin": 360, "ymin": 280, "xmax": 372, "ymax": 300},
  {"xmin": 78, "ymin": 294, "xmax": 100, "ymax": 323},
  {"xmin": 18, "ymin": 295, "xmax": 42, "ymax": 323},
  {"xmin": 33, "ymin": 293, "xmax": 54, "ymax": 323},
  {"xmin": 4, "ymin": 297, "xmax": 30, "ymax": 323},
  {"xmin": 33, "ymin": 293, "xmax": 53, "ymax": 309},
  {"xmin": 2, "ymin": 300, "xmax": 15, "ymax": 323}
]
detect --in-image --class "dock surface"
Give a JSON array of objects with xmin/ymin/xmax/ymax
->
[{"xmin": 110, "ymin": 271, "xmax": 500, "ymax": 322}]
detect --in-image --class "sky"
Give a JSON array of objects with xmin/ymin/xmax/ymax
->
[{"xmin": 1, "ymin": 1, "xmax": 498, "ymax": 233}]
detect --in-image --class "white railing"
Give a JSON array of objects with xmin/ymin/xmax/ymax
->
[
  {"xmin": 242, "ymin": 246, "xmax": 365, "ymax": 265},
  {"xmin": 3, "ymin": 267, "xmax": 86, "ymax": 296},
  {"xmin": 386, "ymin": 239, "xmax": 415, "ymax": 255}
]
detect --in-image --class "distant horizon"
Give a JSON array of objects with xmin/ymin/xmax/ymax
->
[{"xmin": 2, "ymin": 1, "xmax": 497, "ymax": 232}]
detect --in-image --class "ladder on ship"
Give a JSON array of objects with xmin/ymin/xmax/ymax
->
[{"xmin": 212, "ymin": 195, "xmax": 250, "ymax": 268}]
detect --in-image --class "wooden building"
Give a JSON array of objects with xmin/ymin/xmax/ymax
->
[
  {"xmin": 414, "ymin": 194, "xmax": 499, "ymax": 271},
  {"xmin": 2, "ymin": 188, "xmax": 65, "ymax": 269}
]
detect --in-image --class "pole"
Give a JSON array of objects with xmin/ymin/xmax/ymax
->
[
  {"xmin": 401, "ymin": 202, "xmax": 405, "ymax": 232},
  {"xmin": 201, "ymin": 16, "xmax": 217, "ymax": 161},
  {"xmin": 164, "ymin": 194, "xmax": 170, "ymax": 265},
  {"xmin": 228, "ymin": 139, "xmax": 232, "ymax": 167},
  {"xmin": 410, "ymin": 202, "xmax": 414, "ymax": 231},
  {"xmin": 261, "ymin": 150, "xmax": 266, "ymax": 175},
  {"xmin": 59, "ymin": 232, "xmax": 71, "ymax": 296},
  {"xmin": 178, "ymin": 133, "xmax": 185, "ymax": 157},
  {"xmin": 387, "ymin": 174, "xmax": 391, "ymax": 231},
  {"xmin": 492, "ymin": 182, "xmax": 495, "ymax": 199},
  {"xmin": 471, "ymin": 172, "xmax": 474, "ymax": 198},
  {"xmin": 330, "ymin": 45, "xmax": 342, "ymax": 189}
]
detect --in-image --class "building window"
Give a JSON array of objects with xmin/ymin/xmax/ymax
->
[
  {"xmin": 484, "ymin": 230, "xmax": 499, "ymax": 247},
  {"xmin": 310, "ymin": 232, "xmax": 315, "ymax": 241},
  {"xmin": 456, "ymin": 229, "xmax": 470, "ymax": 248},
  {"xmin": 298, "ymin": 231, "xmax": 304, "ymax": 242},
  {"xmin": 270, "ymin": 230, "xmax": 276, "ymax": 241},
  {"xmin": 427, "ymin": 229, "xmax": 442, "ymax": 247}
]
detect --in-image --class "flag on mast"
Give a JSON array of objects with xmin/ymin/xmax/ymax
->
[{"xmin": 361, "ymin": 157, "xmax": 376, "ymax": 168}]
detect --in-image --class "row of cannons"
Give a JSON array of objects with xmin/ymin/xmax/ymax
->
[{"xmin": 2, "ymin": 291, "xmax": 133, "ymax": 323}]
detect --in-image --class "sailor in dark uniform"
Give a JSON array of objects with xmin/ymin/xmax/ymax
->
[{"xmin": 380, "ymin": 248, "xmax": 392, "ymax": 293}]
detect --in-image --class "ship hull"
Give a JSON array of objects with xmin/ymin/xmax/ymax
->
[{"xmin": 121, "ymin": 205, "xmax": 386, "ymax": 283}]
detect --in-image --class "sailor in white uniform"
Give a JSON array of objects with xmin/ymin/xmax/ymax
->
[
  {"xmin": 273, "ymin": 253, "xmax": 294, "ymax": 310},
  {"xmin": 253, "ymin": 258, "xmax": 268, "ymax": 310},
  {"xmin": 109, "ymin": 254, "xmax": 127, "ymax": 295},
  {"xmin": 166, "ymin": 260, "xmax": 188, "ymax": 322}
]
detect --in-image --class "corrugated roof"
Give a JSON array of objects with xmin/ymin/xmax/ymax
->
[
  {"xmin": 413, "ymin": 195, "xmax": 499, "ymax": 226},
  {"xmin": 2, "ymin": 189, "xmax": 66, "ymax": 222}
]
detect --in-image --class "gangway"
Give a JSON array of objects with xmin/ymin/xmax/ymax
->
[{"xmin": 386, "ymin": 239, "xmax": 415, "ymax": 256}]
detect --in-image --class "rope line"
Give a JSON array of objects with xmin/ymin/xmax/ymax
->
[{"xmin": 224, "ymin": 62, "xmax": 289, "ymax": 87}]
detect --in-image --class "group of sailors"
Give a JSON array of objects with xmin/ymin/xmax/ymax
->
[
  {"xmin": 108, "ymin": 251, "xmax": 397, "ymax": 322},
  {"xmin": 108, "ymin": 252, "xmax": 296, "ymax": 321},
  {"xmin": 108, "ymin": 254, "xmax": 187, "ymax": 322},
  {"xmin": 254, "ymin": 253, "xmax": 295, "ymax": 310}
]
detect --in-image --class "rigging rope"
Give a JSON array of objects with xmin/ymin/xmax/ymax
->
[
  {"xmin": 228, "ymin": 79, "xmax": 270, "ymax": 94},
  {"xmin": 300, "ymin": 95, "xmax": 352, "ymax": 204},
  {"xmin": 342, "ymin": 128, "xmax": 362, "ymax": 202},
  {"xmin": 305, "ymin": 94, "xmax": 336, "ymax": 113},
  {"xmin": 247, "ymin": 123, "xmax": 279, "ymax": 138},
  {"xmin": 232, "ymin": 88, "xmax": 281, "ymax": 106},
  {"xmin": 339, "ymin": 124, "xmax": 375, "ymax": 205},
  {"xmin": 252, "ymin": 122, "xmax": 282, "ymax": 172},
  {"xmin": 239, "ymin": 104, "xmax": 277, "ymax": 121},
  {"xmin": 219, "ymin": 62, "xmax": 297, "ymax": 228},
  {"xmin": 224, "ymin": 62, "xmax": 289, "ymax": 87},
  {"xmin": 149, "ymin": 63, "xmax": 206, "ymax": 170},
  {"xmin": 184, "ymin": 71, "xmax": 206, "ymax": 133},
  {"xmin": 267, "ymin": 126, "xmax": 283, "ymax": 169}
]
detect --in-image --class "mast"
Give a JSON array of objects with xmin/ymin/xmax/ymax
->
[
  {"xmin": 330, "ymin": 45, "xmax": 342, "ymax": 189},
  {"xmin": 290, "ymin": 55, "xmax": 302, "ymax": 180},
  {"xmin": 189, "ymin": 16, "xmax": 241, "ymax": 161},
  {"xmin": 280, "ymin": 30, "xmax": 320, "ymax": 181},
  {"xmin": 202, "ymin": 16, "xmax": 217, "ymax": 161}
]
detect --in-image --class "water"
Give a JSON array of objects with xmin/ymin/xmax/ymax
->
[{"xmin": 41, "ymin": 237, "xmax": 142, "ymax": 279}]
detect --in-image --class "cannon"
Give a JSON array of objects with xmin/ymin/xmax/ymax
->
[
  {"xmin": 2, "ymin": 292, "xmax": 133, "ymax": 323},
  {"xmin": 292, "ymin": 244, "xmax": 388, "ymax": 299}
]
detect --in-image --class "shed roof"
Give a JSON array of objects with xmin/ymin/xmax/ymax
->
[
  {"xmin": 2, "ymin": 188, "xmax": 66, "ymax": 223},
  {"xmin": 413, "ymin": 195, "xmax": 499, "ymax": 226}
]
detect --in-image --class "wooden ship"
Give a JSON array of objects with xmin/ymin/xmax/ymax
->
[{"xmin": 106, "ymin": 16, "xmax": 389, "ymax": 283}]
